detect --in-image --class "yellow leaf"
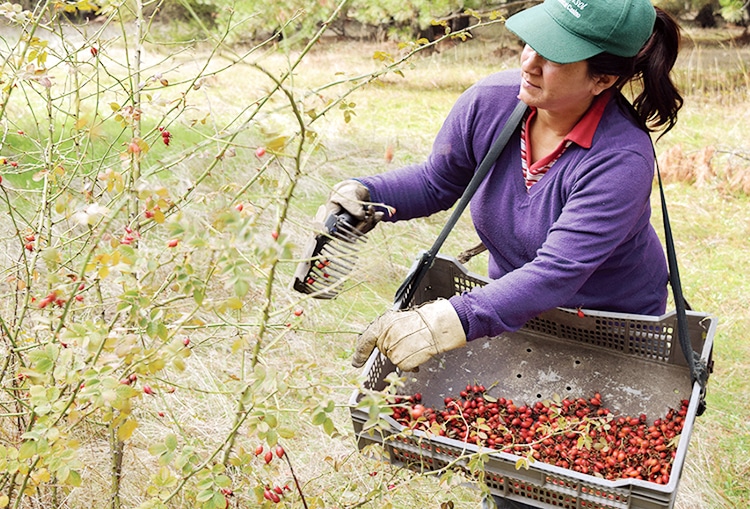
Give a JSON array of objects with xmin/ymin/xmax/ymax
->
[
  {"xmin": 136, "ymin": 138, "xmax": 150, "ymax": 154},
  {"xmin": 117, "ymin": 419, "xmax": 138, "ymax": 441},
  {"xmin": 153, "ymin": 209, "xmax": 165, "ymax": 224},
  {"xmin": 0, "ymin": 494, "xmax": 9, "ymax": 508},
  {"xmin": 225, "ymin": 297, "xmax": 243, "ymax": 310},
  {"xmin": 110, "ymin": 102, "xmax": 120, "ymax": 111},
  {"xmin": 31, "ymin": 467, "xmax": 51, "ymax": 484},
  {"xmin": 172, "ymin": 358, "xmax": 185, "ymax": 372},
  {"xmin": 267, "ymin": 136, "xmax": 288, "ymax": 151}
]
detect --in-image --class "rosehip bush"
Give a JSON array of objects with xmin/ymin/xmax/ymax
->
[{"xmin": 0, "ymin": 2, "xmax": 504, "ymax": 508}]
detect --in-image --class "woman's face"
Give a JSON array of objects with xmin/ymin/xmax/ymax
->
[{"xmin": 518, "ymin": 45, "xmax": 611, "ymax": 116}]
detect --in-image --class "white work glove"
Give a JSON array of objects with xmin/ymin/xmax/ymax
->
[
  {"xmin": 326, "ymin": 180, "xmax": 380, "ymax": 221},
  {"xmin": 352, "ymin": 299, "xmax": 467, "ymax": 372}
]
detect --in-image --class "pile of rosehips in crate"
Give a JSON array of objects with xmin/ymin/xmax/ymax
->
[{"xmin": 388, "ymin": 385, "xmax": 688, "ymax": 484}]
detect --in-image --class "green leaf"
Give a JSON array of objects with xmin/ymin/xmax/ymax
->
[
  {"xmin": 193, "ymin": 288, "xmax": 204, "ymax": 305},
  {"xmin": 67, "ymin": 469, "xmax": 82, "ymax": 487},
  {"xmin": 323, "ymin": 417, "xmax": 335, "ymax": 436},
  {"xmin": 209, "ymin": 491, "xmax": 226, "ymax": 509},
  {"xmin": 312, "ymin": 412, "xmax": 326, "ymax": 426},
  {"xmin": 165, "ymin": 433, "xmax": 178, "ymax": 451},
  {"xmin": 148, "ymin": 443, "xmax": 168, "ymax": 457},
  {"xmin": 233, "ymin": 278, "xmax": 249, "ymax": 298},
  {"xmin": 18, "ymin": 440, "xmax": 36, "ymax": 460},
  {"xmin": 196, "ymin": 489, "xmax": 214, "ymax": 503},
  {"xmin": 277, "ymin": 427, "xmax": 295, "ymax": 439}
]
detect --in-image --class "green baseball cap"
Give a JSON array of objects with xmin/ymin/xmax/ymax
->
[{"xmin": 505, "ymin": 0, "xmax": 656, "ymax": 64}]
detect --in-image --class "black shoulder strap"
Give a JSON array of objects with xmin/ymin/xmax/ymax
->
[
  {"xmin": 394, "ymin": 100, "xmax": 528, "ymax": 309},
  {"xmin": 655, "ymin": 161, "xmax": 710, "ymax": 415}
]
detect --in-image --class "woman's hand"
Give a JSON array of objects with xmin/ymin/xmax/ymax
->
[
  {"xmin": 326, "ymin": 180, "xmax": 374, "ymax": 219},
  {"xmin": 352, "ymin": 299, "xmax": 466, "ymax": 372}
]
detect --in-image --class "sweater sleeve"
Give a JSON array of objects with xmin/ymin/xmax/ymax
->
[
  {"xmin": 357, "ymin": 72, "xmax": 522, "ymax": 221},
  {"xmin": 450, "ymin": 147, "xmax": 658, "ymax": 341}
]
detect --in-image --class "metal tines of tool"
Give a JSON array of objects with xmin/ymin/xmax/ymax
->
[{"xmin": 292, "ymin": 208, "xmax": 375, "ymax": 299}]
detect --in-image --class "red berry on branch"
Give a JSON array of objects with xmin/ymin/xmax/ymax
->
[{"xmin": 255, "ymin": 146, "xmax": 266, "ymax": 158}]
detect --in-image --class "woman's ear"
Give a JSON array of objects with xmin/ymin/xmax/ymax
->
[{"xmin": 592, "ymin": 74, "xmax": 618, "ymax": 96}]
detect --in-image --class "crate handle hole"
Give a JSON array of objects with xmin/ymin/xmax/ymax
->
[
  {"xmin": 526, "ymin": 348, "xmax": 532, "ymax": 353},
  {"xmin": 536, "ymin": 393, "xmax": 542, "ymax": 399},
  {"xmin": 574, "ymin": 360, "xmax": 581, "ymax": 365},
  {"xmin": 516, "ymin": 373, "xmax": 522, "ymax": 378},
  {"xmin": 566, "ymin": 386, "xmax": 572, "ymax": 391}
]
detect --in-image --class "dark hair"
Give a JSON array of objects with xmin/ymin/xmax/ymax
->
[{"xmin": 587, "ymin": 7, "xmax": 683, "ymax": 136}]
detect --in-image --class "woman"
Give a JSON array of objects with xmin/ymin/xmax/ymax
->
[{"xmin": 332, "ymin": 0, "xmax": 682, "ymax": 385}]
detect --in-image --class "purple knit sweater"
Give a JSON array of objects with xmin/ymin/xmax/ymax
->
[{"xmin": 358, "ymin": 69, "xmax": 668, "ymax": 341}]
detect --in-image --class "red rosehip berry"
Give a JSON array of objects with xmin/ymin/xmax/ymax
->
[
  {"xmin": 410, "ymin": 404, "xmax": 426, "ymax": 420},
  {"xmin": 255, "ymin": 146, "xmax": 266, "ymax": 158},
  {"xmin": 167, "ymin": 239, "xmax": 179, "ymax": 248}
]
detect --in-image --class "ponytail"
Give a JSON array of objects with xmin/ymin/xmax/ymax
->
[{"xmin": 587, "ymin": 7, "xmax": 683, "ymax": 136}]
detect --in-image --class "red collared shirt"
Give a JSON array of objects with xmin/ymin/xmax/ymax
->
[{"xmin": 521, "ymin": 90, "xmax": 612, "ymax": 190}]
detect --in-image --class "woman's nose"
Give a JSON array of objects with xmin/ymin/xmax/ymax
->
[{"xmin": 521, "ymin": 46, "xmax": 543, "ymax": 72}]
